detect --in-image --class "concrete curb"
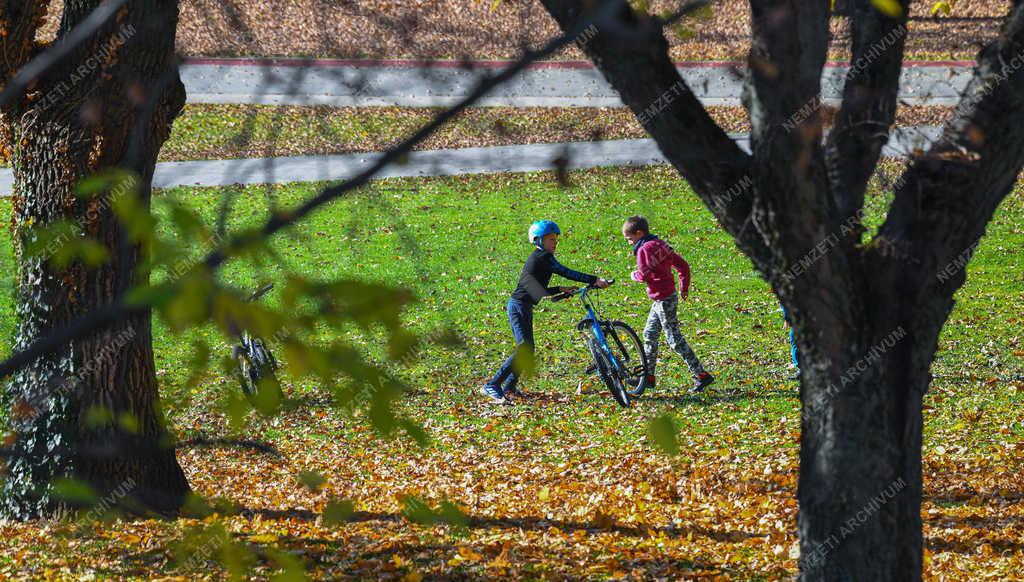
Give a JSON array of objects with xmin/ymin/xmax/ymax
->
[{"xmin": 0, "ymin": 128, "xmax": 943, "ymax": 195}]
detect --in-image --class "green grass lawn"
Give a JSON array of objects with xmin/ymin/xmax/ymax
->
[
  {"xmin": 1, "ymin": 166, "xmax": 1022, "ymax": 452},
  {"xmin": 0, "ymin": 166, "xmax": 1021, "ymax": 578},
  {"xmin": 161, "ymin": 105, "xmax": 649, "ymax": 162},
  {"xmin": 187, "ymin": 167, "xmax": 1020, "ymax": 458}
]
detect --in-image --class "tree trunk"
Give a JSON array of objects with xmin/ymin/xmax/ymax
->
[
  {"xmin": 2, "ymin": 1, "xmax": 189, "ymax": 518},
  {"xmin": 537, "ymin": 1, "xmax": 1024, "ymax": 580},
  {"xmin": 796, "ymin": 321, "xmax": 927, "ymax": 580}
]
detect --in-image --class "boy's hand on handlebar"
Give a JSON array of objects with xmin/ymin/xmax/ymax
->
[{"xmin": 594, "ymin": 278, "xmax": 611, "ymax": 289}]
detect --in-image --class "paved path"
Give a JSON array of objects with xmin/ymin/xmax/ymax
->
[
  {"xmin": 181, "ymin": 58, "xmax": 975, "ymax": 108},
  {"xmin": 0, "ymin": 127, "xmax": 941, "ymax": 195}
]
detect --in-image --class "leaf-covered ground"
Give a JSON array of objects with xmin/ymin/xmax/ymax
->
[
  {"xmin": 0, "ymin": 167, "xmax": 1022, "ymax": 579},
  {"xmin": 167, "ymin": 0, "xmax": 1010, "ymax": 62}
]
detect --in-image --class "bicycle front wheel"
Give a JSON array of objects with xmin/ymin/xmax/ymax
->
[
  {"xmin": 602, "ymin": 321, "xmax": 650, "ymax": 395},
  {"xmin": 582, "ymin": 332, "xmax": 631, "ymax": 408}
]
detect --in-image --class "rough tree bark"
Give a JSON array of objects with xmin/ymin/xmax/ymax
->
[
  {"xmin": 0, "ymin": 1, "xmax": 189, "ymax": 518},
  {"xmin": 540, "ymin": 0, "xmax": 1024, "ymax": 579}
]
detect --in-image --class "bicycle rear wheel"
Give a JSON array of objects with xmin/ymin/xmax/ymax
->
[{"xmin": 603, "ymin": 321, "xmax": 650, "ymax": 395}]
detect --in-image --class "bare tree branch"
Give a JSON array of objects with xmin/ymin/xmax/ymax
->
[
  {"xmin": 0, "ymin": 303, "xmax": 136, "ymax": 381},
  {"xmin": 178, "ymin": 437, "xmax": 283, "ymax": 458},
  {"xmin": 540, "ymin": 0, "xmax": 774, "ymax": 275},
  {"xmin": 878, "ymin": 1, "xmax": 1024, "ymax": 295},
  {"xmin": 0, "ymin": 1, "xmax": 52, "ymax": 87},
  {"xmin": 825, "ymin": 0, "xmax": 909, "ymax": 230},
  {"xmin": 745, "ymin": 0, "xmax": 835, "ymax": 281},
  {"xmin": 0, "ymin": 0, "xmax": 129, "ymax": 110}
]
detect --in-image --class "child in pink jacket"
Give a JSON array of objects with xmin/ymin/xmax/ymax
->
[{"xmin": 623, "ymin": 215, "xmax": 714, "ymax": 394}]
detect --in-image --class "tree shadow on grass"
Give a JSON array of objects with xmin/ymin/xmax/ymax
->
[
  {"xmin": 230, "ymin": 533, "xmax": 753, "ymax": 580},
  {"xmin": 641, "ymin": 387, "xmax": 798, "ymax": 406},
  {"xmin": 922, "ymin": 496, "xmax": 1024, "ymax": 555},
  {"xmin": 219, "ymin": 507, "xmax": 779, "ymax": 579},
  {"xmin": 324, "ymin": 539, "xmax": 742, "ymax": 579},
  {"xmin": 926, "ymin": 531, "xmax": 1024, "ymax": 555},
  {"xmin": 238, "ymin": 507, "xmax": 765, "ymax": 545},
  {"xmin": 926, "ymin": 490, "xmax": 1024, "ymax": 507}
]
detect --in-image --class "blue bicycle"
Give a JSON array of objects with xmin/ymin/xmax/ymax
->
[
  {"xmin": 551, "ymin": 279, "xmax": 649, "ymax": 407},
  {"xmin": 229, "ymin": 283, "xmax": 279, "ymax": 399}
]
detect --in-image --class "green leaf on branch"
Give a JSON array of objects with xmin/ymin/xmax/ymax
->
[
  {"xmin": 400, "ymin": 496, "xmax": 470, "ymax": 533},
  {"xmin": 118, "ymin": 412, "xmax": 140, "ymax": 434},
  {"xmin": 399, "ymin": 418, "xmax": 429, "ymax": 447},
  {"xmin": 871, "ymin": 0, "xmax": 903, "ymax": 17},
  {"xmin": 368, "ymin": 375, "xmax": 405, "ymax": 435},
  {"xmin": 224, "ymin": 386, "xmax": 252, "ymax": 432},
  {"xmin": 75, "ymin": 168, "xmax": 138, "ymax": 199},
  {"xmin": 511, "ymin": 343, "xmax": 536, "ymax": 378},
  {"xmin": 931, "ymin": 1, "xmax": 952, "ymax": 16},
  {"xmin": 266, "ymin": 547, "xmax": 310, "ymax": 582},
  {"xmin": 648, "ymin": 414, "xmax": 680, "ymax": 456},
  {"xmin": 107, "ymin": 183, "xmax": 159, "ymax": 251},
  {"xmin": 322, "ymin": 499, "xmax": 355, "ymax": 526},
  {"xmin": 387, "ymin": 329, "xmax": 419, "ymax": 361},
  {"xmin": 185, "ymin": 340, "xmax": 212, "ymax": 389},
  {"xmin": 52, "ymin": 478, "xmax": 99, "ymax": 506},
  {"xmin": 438, "ymin": 500, "xmax": 470, "ymax": 535},
  {"xmin": 162, "ymin": 196, "xmax": 213, "ymax": 241},
  {"xmin": 124, "ymin": 282, "xmax": 178, "ymax": 309},
  {"xmin": 24, "ymin": 219, "xmax": 109, "ymax": 268},
  {"xmin": 281, "ymin": 340, "xmax": 334, "ymax": 380},
  {"xmin": 297, "ymin": 470, "xmax": 327, "ymax": 492},
  {"xmin": 162, "ymin": 271, "xmax": 215, "ymax": 332},
  {"xmin": 401, "ymin": 495, "xmax": 436, "ymax": 525},
  {"xmin": 249, "ymin": 376, "xmax": 283, "ymax": 416}
]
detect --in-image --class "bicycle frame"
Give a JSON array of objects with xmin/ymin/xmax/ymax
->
[{"xmin": 578, "ymin": 287, "xmax": 623, "ymax": 375}]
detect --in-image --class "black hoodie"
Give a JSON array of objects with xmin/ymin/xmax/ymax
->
[{"xmin": 509, "ymin": 249, "xmax": 598, "ymax": 306}]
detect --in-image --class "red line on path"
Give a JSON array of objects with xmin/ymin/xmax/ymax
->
[{"xmin": 182, "ymin": 57, "xmax": 975, "ymax": 69}]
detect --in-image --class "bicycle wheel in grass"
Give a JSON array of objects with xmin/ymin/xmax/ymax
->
[
  {"xmin": 235, "ymin": 338, "xmax": 281, "ymax": 407},
  {"xmin": 602, "ymin": 321, "xmax": 649, "ymax": 395},
  {"xmin": 580, "ymin": 323, "xmax": 631, "ymax": 408}
]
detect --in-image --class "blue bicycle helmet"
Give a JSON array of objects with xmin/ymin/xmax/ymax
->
[{"xmin": 528, "ymin": 220, "xmax": 561, "ymax": 248}]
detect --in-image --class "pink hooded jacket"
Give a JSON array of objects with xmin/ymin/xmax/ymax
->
[{"xmin": 630, "ymin": 237, "xmax": 691, "ymax": 301}]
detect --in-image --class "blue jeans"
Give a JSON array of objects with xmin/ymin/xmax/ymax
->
[
  {"xmin": 790, "ymin": 327, "xmax": 799, "ymax": 368},
  {"xmin": 781, "ymin": 305, "xmax": 799, "ymax": 368},
  {"xmin": 485, "ymin": 299, "xmax": 535, "ymax": 393}
]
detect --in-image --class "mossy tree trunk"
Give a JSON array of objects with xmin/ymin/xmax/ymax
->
[{"xmin": 1, "ymin": 0, "xmax": 190, "ymax": 518}]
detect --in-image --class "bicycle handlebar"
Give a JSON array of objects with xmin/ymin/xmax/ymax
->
[
  {"xmin": 547, "ymin": 278, "xmax": 615, "ymax": 302},
  {"xmin": 248, "ymin": 283, "xmax": 275, "ymax": 303}
]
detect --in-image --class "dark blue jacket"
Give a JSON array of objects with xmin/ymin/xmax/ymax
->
[{"xmin": 510, "ymin": 249, "xmax": 597, "ymax": 305}]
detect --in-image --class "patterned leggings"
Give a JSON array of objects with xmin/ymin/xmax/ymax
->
[{"xmin": 642, "ymin": 294, "xmax": 705, "ymax": 378}]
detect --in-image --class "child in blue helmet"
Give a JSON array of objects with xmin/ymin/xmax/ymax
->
[{"xmin": 481, "ymin": 220, "xmax": 610, "ymax": 404}]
